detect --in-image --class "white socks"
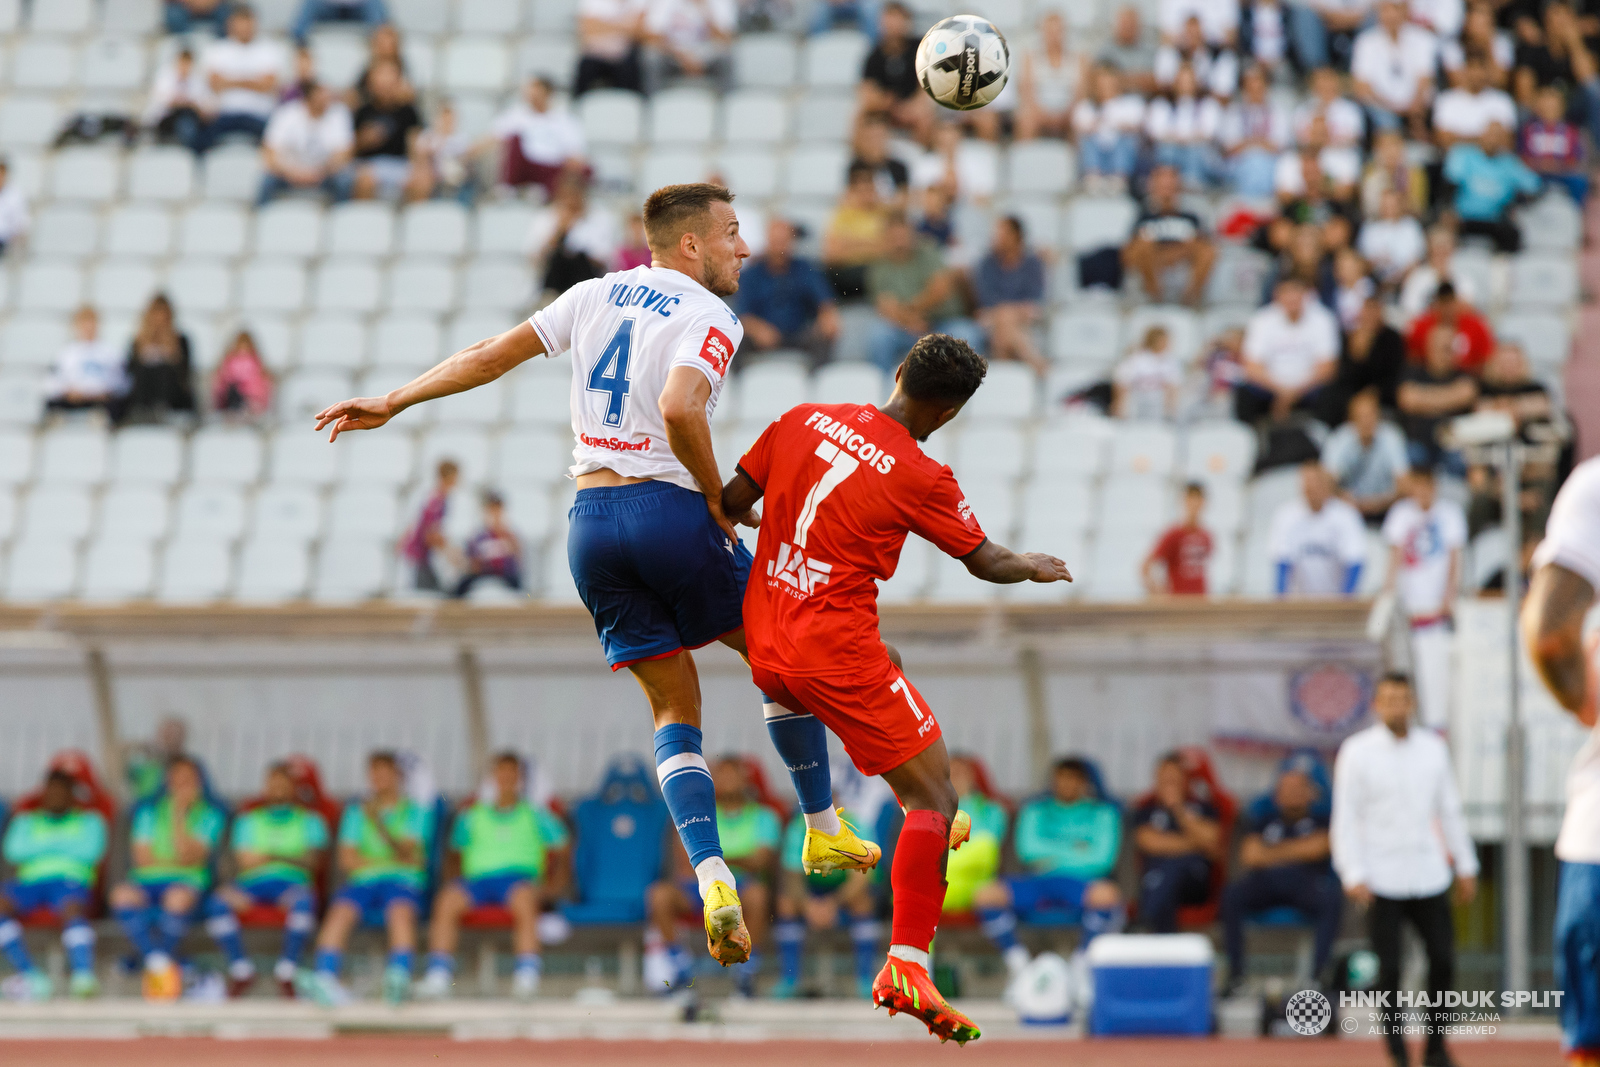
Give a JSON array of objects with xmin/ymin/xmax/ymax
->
[
  {"xmin": 694, "ymin": 856, "xmax": 736, "ymax": 898},
  {"xmin": 803, "ymin": 807, "xmax": 842, "ymax": 835},
  {"xmin": 887, "ymin": 944, "xmax": 930, "ymax": 969}
]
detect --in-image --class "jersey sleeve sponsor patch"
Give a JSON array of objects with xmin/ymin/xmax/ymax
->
[{"xmin": 698, "ymin": 327, "xmax": 734, "ymax": 376}]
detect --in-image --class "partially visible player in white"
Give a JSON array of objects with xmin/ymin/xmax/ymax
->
[
  {"xmin": 1270, "ymin": 461, "xmax": 1369, "ymax": 597},
  {"xmin": 1382, "ymin": 467, "xmax": 1467, "ymax": 731},
  {"xmin": 1521, "ymin": 456, "xmax": 1600, "ymax": 1067}
]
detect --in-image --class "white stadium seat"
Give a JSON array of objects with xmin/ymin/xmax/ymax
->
[
  {"xmin": 21, "ymin": 486, "xmax": 95, "ymax": 540},
  {"xmin": 580, "ymin": 90, "xmax": 644, "ymax": 146},
  {"xmin": 279, "ymin": 369, "xmax": 354, "ymax": 423},
  {"xmin": 327, "ymin": 203, "xmax": 395, "ymax": 256},
  {"xmin": 952, "ymin": 425, "xmax": 1027, "ymax": 481},
  {"xmin": 1519, "ymin": 192, "xmax": 1582, "ymax": 252},
  {"xmin": 18, "ymin": 262, "xmax": 86, "ymax": 313},
  {"xmin": 640, "ymin": 149, "xmax": 707, "ymax": 194},
  {"xmin": 31, "ymin": 207, "xmax": 100, "ymax": 259},
  {"xmin": 877, "ymin": 534, "xmax": 932, "ymax": 604},
  {"xmin": 1508, "ymin": 253, "xmax": 1579, "ymax": 310},
  {"xmin": 312, "ymin": 536, "xmax": 391, "ymax": 601},
  {"xmin": 961, "ymin": 478, "xmax": 1018, "ymax": 540},
  {"xmin": 2, "ymin": 315, "xmax": 70, "ymax": 368},
  {"xmin": 1021, "ymin": 476, "xmax": 1096, "ymax": 537},
  {"xmin": 250, "ymin": 484, "xmax": 323, "ymax": 544},
  {"xmin": 314, "ymin": 259, "xmax": 384, "ymax": 313},
  {"xmin": 434, "ymin": 380, "xmax": 506, "ymax": 425},
  {"xmin": 98, "ymin": 486, "xmax": 171, "ymax": 542},
  {"xmin": 1098, "ymin": 475, "xmax": 1174, "ymax": 533},
  {"xmin": 785, "ymin": 145, "xmax": 849, "ymax": 199},
  {"xmin": 441, "ymin": 37, "xmax": 511, "ymax": 93},
  {"xmin": 341, "ymin": 433, "xmax": 417, "ymax": 487},
  {"xmin": 0, "ymin": 97, "xmax": 61, "ymax": 148},
  {"xmin": 723, "ymin": 91, "xmax": 789, "ymax": 144},
  {"xmin": 400, "ymin": 202, "xmax": 469, "ymax": 256},
  {"xmin": 0, "ymin": 377, "xmax": 41, "ymax": 427},
  {"xmin": 189, "ymin": 427, "xmax": 265, "ymax": 485},
  {"xmin": 14, "ymin": 42, "xmax": 76, "ymax": 89},
  {"xmin": 502, "ymin": 481, "xmax": 554, "ymax": 543},
  {"xmin": 0, "ymin": 0, "xmax": 16, "ymax": 32},
  {"xmin": 82, "ymin": 37, "xmax": 150, "ymax": 91},
  {"xmin": 156, "ymin": 537, "xmax": 234, "ymax": 603},
  {"xmin": 1183, "ymin": 421, "xmax": 1257, "ymax": 480},
  {"xmin": 388, "ymin": 260, "xmax": 460, "ymax": 314},
  {"xmin": 1006, "ymin": 141, "xmax": 1075, "ymax": 197},
  {"xmin": 1497, "ymin": 313, "xmax": 1571, "ymax": 372},
  {"xmin": 127, "ymin": 148, "xmax": 196, "ymax": 202},
  {"xmin": 525, "ymin": 0, "xmax": 575, "ymax": 31},
  {"xmin": 254, "ymin": 201, "xmax": 325, "ymax": 257},
  {"xmin": 420, "ymin": 426, "xmax": 493, "ymax": 485},
  {"xmin": 737, "ymin": 360, "xmax": 809, "ymax": 423},
  {"xmin": 961, "ymin": 362, "xmax": 1037, "ymax": 421},
  {"xmin": 5, "ymin": 538, "xmax": 79, "ymax": 601},
  {"xmin": 30, "ymin": 0, "xmax": 92, "ymax": 31},
  {"xmin": 733, "ymin": 34, "xmax": 799, "ymax": 88},
  {"xmin": 794, "ymin": 94, "xmax": 855, "ymax": 143},
  {"xmin": 300, "ymin": 315, "xmax": 369, "ymax": 370},
  {"xmin": 37, "ymin": 428, "xmax": 109, "ymax": 485},
  {"xmin": 0, "ymin": 429, "xmax": 34, "ymax": 483},
  {"xmin": 1033, "ymin": 420, "xmax": 1111, "ymax": 479},
  {"xmin": 373, "ymin": 315, "xmax": 444, "ymax": 367},
  {"xmin": 1068, "ymin": 196, "xmax": 1139, "ymax": 251},
  {"xmin": 802, "ymin": 31, "xmax": 870, "ymax": 89},
  {"xmin": 235, "ymin": 536, "xmax": 311, "ymax": 602},
  {"xmin": 202, "ymin": 145, "xmax": 264, "ymax": 201},
  {"xmin": 103, "ymin": 0, "xmax": 162, "ymax": 33},
  {"xmin": 1109, "ymin": 423, "xmax": 1178, "ymax": 476},
  {"xmin": 1124, "ymin": 305, "xmax": 1200, "ymax": 363},
  {"xmin": 649, "ymin": 87, "xmax": 718, "ymax": 144},
  {"xmin": 1048, "ymin": 307, "xmax": 1122, "ymax": 367},
  {"xmin": 460, "ymin": 259, "xmax": 533, "ymax": 311},
  {"xmin": 111, "ymin": 426, "xmax": 185, "ymax": 486},
  {"xmin": 90, "ymin": 260, "xmax": 161, "ymax": 313},
  {"xmin": 105, "ymin": 206, "xmax": 175, "ymax": 258},
  {"xmin": 474, "ymin": 203, "xmax": 538, "ymax": 255},
  {"xmin": 328, "ymin": 485, "xmax": 402, "ymax": 539},
  {"xmin": 180, "ymin": 204, "xmax": 250, "ymax": 258},
  {"xmin": 268, "ymin": 430, "xmax": 342, "ymax": 486},
  {"xmin": 1081, "ymin": 534, "xmax": 1148, "ymax": 602},
  {"xmin": 81, "ymin": 537, "xmax": 156, "ymax": 602},
  {"xmin": 308, "ymin": 31, "xmax": 368, "ymax": 89},
  {"xmin": 240, "ymin": 260, "xmax": 309, "ymax": 314},
  {"xmin": 174, "ymin": 485, "xmax": 248, "ymax": 540},
  {"xmin": 166, "ymin": 261, "xmax": 235, "ymax": 314},
  {"xmin": 716, "ymin": 147, "xmax": 779, "ymax": 199},
  {"xmin": 494, "ymin": 428, "xmax": 573, "ymax": 485},
  {"xmin": 392, "ymin": 0, "xmax": 450, "ymax": 33},
  {"xmin": 813, "ymin": 363, "xmax": 885, "ymax": 406},
  {"xmin": 517, "ymin": 38, "xmax": 577, "ymax": 87}
]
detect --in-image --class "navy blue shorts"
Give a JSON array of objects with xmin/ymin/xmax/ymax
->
[
  {"xmin": 461, "ymin": 873, "xmax": 533, "ymax": 907},
  {"xmin": 335, "ymin": 878, "xmax": 421, "ymax": 919},
  {"xmin": 567, "ymin": 481, "xmax": 753, "ymax": 670},
  {"xmin": 1007, "ymin": 875, "xmax": 1091, "ymax": 918},
  {"xmin": 2, "ymin": 878, "xmax": 90, "ymax": 916}
]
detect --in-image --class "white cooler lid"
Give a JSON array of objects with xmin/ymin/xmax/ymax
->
[{"xmin": 1086, "ymin": 933, "xmax": 1214, "ymax": 967}]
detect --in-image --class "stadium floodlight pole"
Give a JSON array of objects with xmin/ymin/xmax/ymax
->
[{"xmin": 1451, "ymin": 410, "xmax": 1527, "ymax": 997}]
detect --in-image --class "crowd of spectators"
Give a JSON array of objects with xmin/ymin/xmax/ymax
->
[{"xmin": 0, "ymin": 673, "xmax": 1475, "ymax": 1018}]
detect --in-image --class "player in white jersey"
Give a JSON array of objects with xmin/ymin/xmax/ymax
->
[
  {"xmin": 316, "ymin": 184, "xmax": 878, "ymax": 975},
  {"xmin": 1270, "ymin": 461, "xmax": 1368, "ymax": 597},
  {"xmin": 1521, "ymin": 456, "xmax": 1600, "ymax": 1066},
  {"xmin": 1382, "ymin": 467, "xmax": 1467, "ymax": 730}
]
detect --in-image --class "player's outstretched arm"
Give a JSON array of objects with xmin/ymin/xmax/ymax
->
[
  {"xmin": 1521, "ymin": 563, "xmax": 1597, "ymax": 722},
  {"xmin": 961, "ymin": 540, "xmax": 1072, "ymax": 585},
  {"xmin": 314, "ymin": 321, "xmax": 548, "ymax": 441}
]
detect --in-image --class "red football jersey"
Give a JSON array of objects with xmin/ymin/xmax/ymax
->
[
  {"xmin": 1149, "ymin": 524, "xmax": 1212, "ymax": 595},
  {"xmin": 737, "ymin": 403, "xmax": 987, "ymax": 678}
]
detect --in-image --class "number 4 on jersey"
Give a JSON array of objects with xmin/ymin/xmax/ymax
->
[{"xmin": 587, "ymin": 319, "xmax": 634, "ymax": 427}]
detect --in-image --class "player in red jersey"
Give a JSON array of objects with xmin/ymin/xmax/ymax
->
[{"xmin": 721, "ymin": 335, "xmax": 1072, "ymax": 1044}]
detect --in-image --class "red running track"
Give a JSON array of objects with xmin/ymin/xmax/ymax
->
[{"xmin": 0, "ymin": 1038, "xmax": 1564, "ymax": 1067}]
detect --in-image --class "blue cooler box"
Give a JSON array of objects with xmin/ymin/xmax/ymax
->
[{"xmin": 1088, "ymin": 933, "xmax": 1213, "ymax": 1036}]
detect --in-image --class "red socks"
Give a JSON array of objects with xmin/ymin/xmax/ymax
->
[{"xmin": 890, "ymin": 809, "xmax": 951, "ymax": 951}]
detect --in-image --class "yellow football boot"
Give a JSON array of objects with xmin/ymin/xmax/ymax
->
[
  {"xmin": 801, "ymin": 809, "xmax": 882, "ymax": 875},
  {"xmin": 948, "ymin": 809, "xmax": 972, "ymax": 851},
  {"xmin": 702, "ymin": 880, "xmax": 752, "ymax": 966}
]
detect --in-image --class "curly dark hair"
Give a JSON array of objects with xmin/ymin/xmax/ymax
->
[{"xmin": 899, "ymin": 333, "xmax": 987, "ymax": 406}]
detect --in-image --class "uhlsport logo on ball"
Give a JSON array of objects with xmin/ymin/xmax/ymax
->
[{"xmin": 1285, "ymin": 988, "xmax": 1333, "ymax": 1035}]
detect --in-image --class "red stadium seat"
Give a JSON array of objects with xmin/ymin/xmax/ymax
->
[
  {"xmin": 461, "ymin": 905, "xmax": 514, "ymax": 929},
  {"xmin": 12, "ymin": 750, "xmax": 118, "ymax": 925}
]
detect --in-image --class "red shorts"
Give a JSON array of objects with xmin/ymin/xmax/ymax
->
[{"xmin": 750, "ymin": 655, "xmax": 941, "ymax": 777}]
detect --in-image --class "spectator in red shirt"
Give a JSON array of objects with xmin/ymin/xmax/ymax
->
[
  {"xmin": 1404, "ymin": 282, "xmax": 1494, "ymax": 374},
  {"xmin": 1142, "ymin": 483, "xmax": 1214, "ymax": 596}
]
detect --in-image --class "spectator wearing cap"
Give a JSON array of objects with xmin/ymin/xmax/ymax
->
[
  {"xmin": 145, "ymin": 47, "xmax": 216, "ymax": 154},
  {"xmin": 200, "ymin": 5, "xmax": 287, "ymax": 148},
  {"xmin": 489, "ymin": 78, "xmax": 589, "ymax": 202},
  {"xmin": 865, "ymin": 214, "xmax": 985, "ymax": 374},
  {"xmin": 642, "ymin": 0, "xmax": 736, "ymax": 94},
  {"xmin": 1332, "ymin": 672, "xmax": 1477, "ymax": 1067},
  {"xmin": 736, "ymin": 218, "xmax": 841, "ymax": 369},
  {"xmin": 166, "ymin": 0, "xmax": 231, "ymax": 36},
  {"xmin": 1404, "ymin": 281, "xmax": 1493, "ymax": 373},
  {"xmin": 1123, "ymin": 164, "xmax": 1216, "ymax": 307},
  {"xmin": 454, "ymin": 493, "xmax": 523, "ymax": 599},
  {"xmin": 1132, "ymin": 753, "xmax": 1223, "ymax": 932},
  {"xmin": 1350, "ymin": 0, "xmax": 1437, "ymax": 137},
  {"xmin": 290, "ymin": 0, "xmax": 390, "ymax": 45},
  {"xmin": 1443, "ymin": 120, "xmax": 1541, "ymax": 253},
  {"xmin": 1322, "ymin": 386, "xmax": 1410, "ymax": 521},
  {"xmin": 45, "ymin": 307, "xmax": 126, "ymax": 420},
  {"xmin": 859, "ymin": 3, "xmax": 931, "ymax": 139},
  {"xmin": 1236, "ymin": 276, "xmax": 1339, "ymax": 426},
  {"xmin": 0, "ymin": 159, "xmax": 29, "ymax": 259},
  {"xmin": 575, "ymin": 0, "xmax": 646, "ymax": 95},
  {"xmin": 973, "ymin": 216, "xmax": 1047, "ymax": 375},
  {"xmin": 1219, "ymin": 755, "xmax": 1341, "ymax": 996},
  {"xmin": 257, "ymin": 80, "xmax": 355, "ymax": 206}
]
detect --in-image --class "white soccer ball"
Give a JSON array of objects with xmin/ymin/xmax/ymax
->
[{"xmin": 915, "ymin": 15, "xmax": 1010, "ymax": 111}]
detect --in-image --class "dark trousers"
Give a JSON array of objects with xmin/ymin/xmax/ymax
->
[
  {"xmin": 1233, "ymin": 382, "xmax": 1334, "ymax": 426},
  {"xmin": 574, "ymin": 52, "xmax": 643, "ymax": 96},
  {"xmin": 1458, "ymin": 217, "xmax": 1522, "ymax": 254},
  {"xmin": 1370, "ymin": 890, "xmax": 1456, "ymax": 1058},
  {"xmin": 202, "ymin": 112, "xmax": 267, "ymax": 152},
  {"xmin": 1139, "ymin": 854, "xmax": 1212, "ymax": 933},
  {"xmin": 1219, "ymin": 865, "xmax": 1344, "ymax": 980}
]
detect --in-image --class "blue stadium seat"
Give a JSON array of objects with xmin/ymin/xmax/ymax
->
[{"xmin": 561, "ymin": 757, "xmax": 669, "ymax": 925}]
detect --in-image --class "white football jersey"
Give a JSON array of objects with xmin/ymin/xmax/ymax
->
[
  {"xmin": 1382, "ymin": 497, "xmax": 1467, "ymax": 619},
  {"xmin": 1269, "ymin": 496, "xmax": 1368, "ymax": 597},
  {"xmin": 1535, "ymin": 457, "xmax": 1600, "ymax": 863},
  {"xmin": 528, "ymin": 265, "xmax": 742, "ymax": 494}
]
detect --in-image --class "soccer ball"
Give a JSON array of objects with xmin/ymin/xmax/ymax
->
[{"xmin": 915, "ymin": 15, "xmax": 1010, "ymax": 111}]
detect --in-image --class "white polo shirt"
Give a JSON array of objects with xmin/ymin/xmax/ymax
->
[
  {"xmin": 1351, "ymin": 24, "xmax": 1437, "ymax": 112},
  {"xmin": 1243, "ymin": 299, "xmax": 1339, "ymax": 390},
  {"xmin": 1432, "ymin": 87, "xmax": 1517, "ymax": 139},
  {"xmin": 263, "ymin": 99, "xmax": 354, "ymax": 171},
  {"xmin": 201, "ymin": 35, "xmax": 287, "ymax": 118}
]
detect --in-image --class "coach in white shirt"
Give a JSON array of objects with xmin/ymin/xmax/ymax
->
[
  {"xmin": 1351, "ymin": 0, "xmax": 1437, "ymax": 134},
  {"xmin": 1431, "ymin": 55, "xmax": 1516, "ymax": 149},
  {"xmin": 1270, "ymin": 462, "xmax": 1368, "ymax": 597},
  {"xmin": 1238, "ymin": 276, "xmax": 1339, "ymax": 424},
  {"xmin": 1382, "ymin": 467, "xmax": 1466, "ymax": 730},
  {"xmin": 1333, "ymin": 672, "xmax": 1477, "ymax": 1067},
  {"xmin": 200, "ymin": 5, "xmax": 287, "ymax": 145}
]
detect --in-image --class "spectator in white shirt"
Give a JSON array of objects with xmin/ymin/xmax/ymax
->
[
  {"xmin": 1276, "ymin": 114, "xmax": 1360, "ymax": 201},
  {"xmin": 1154, "ymin": 16, "xmax": 1240, "ymax": 97},
  {"xmin": 576, "ymin": 0, "xmax": 647, "ymax": 95},
  {"xmin": 1406, "ymin": 0, "xmax": 1462, "ymax": 42},
  {"xmin": 1382, "ymin": 467, "xmax": 1467, "ymax": 730},
  {"xmin": 0, "ymin": 158, "xmax": 30, "ymax": 258},
  {"xmin": 1218, "ymin": 63, "xmax": 1292, "ymax": 198},
  {"xmin": 1072, "ymin": 65, "xmax": 1147, "ymax": 192},
  {"xmin": 200, "ymin": 6, "xmax": 287, "ymax": 148},
  {"xmin": 145, "ymin": 47, "xmax": 217, "ymax": 154},
  {"xmin": 1398, "ymin": 227, "xmax": 1477, "ymax": 322},
  {"xmin": 1351, "ymin": 0, "xmax": 1437, "ymax": 136},
  {"xmin": 1270, "ymin": 462, "xmax": 1369, "ymax": 596},
  {"xmin": 1357, "ymin": 187, "xmax": 1426, "ymax": 285},
  {"xmin": 257, "ymin": 80, "xmax": 355, "ymax": 205},
  {"xmin": 643, "ymin": 0, "xmax": 736, "ymax": 95},
  {"xmin": 1331, "ymin": 672, "xmax": 1478, "ymax": 1067},
  {"xmin": 290, "ymin": 0, "xmax": 390, "ymax": 46},
  {"xmin": 1159, "ymin": 0, "xmax": 1239, "ymax": 46},
  {"xmin": 1147, "ymin": 63, "xmax": 1224, "ymax": 188},
  {"xmin": 1293, "ymin": 67, "xmax": 1364, "ymax": 175},
  {"xmin": 1114, "ymin": 325, "xmax": 1184, "ymax": 419},
  {"xmin": 490, "ymin": 77, "xmax": 589, "ymax": 203},
  {"xmin": 1431, "ymin": 54, "xmax": 1516, "ymax": 149},
  {"xmin": 45, "ymin": 307, "xmax": 127, "ymax": 419},
  {"xmin": 1286, "ymin": 0, "xmax": 1371, "ymax": 71},
  {"xmin": 1238, "ymin": 277, "xmax": 1339, "ymax": 424}
]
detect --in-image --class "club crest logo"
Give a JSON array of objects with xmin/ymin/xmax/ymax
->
[{"xmin": 1288, "ymin": 663, "xmax": 1373, "ymax": 736}]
